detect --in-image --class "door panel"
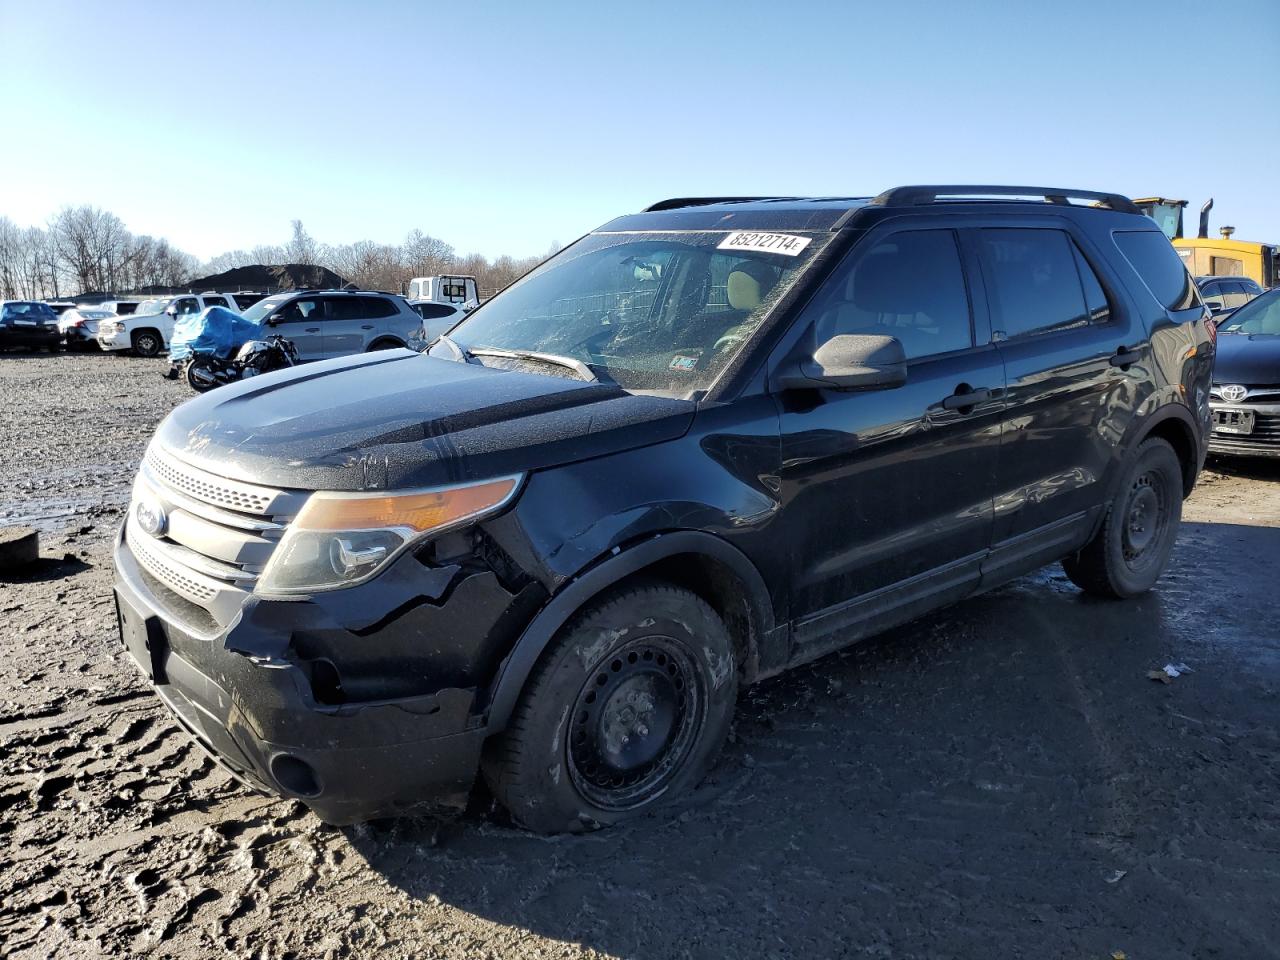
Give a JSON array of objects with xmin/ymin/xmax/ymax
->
[
  {"xmin": 773, "ymin": 225, "xmax": 1003, "ymax": 643},
  {"xmin": 977, "ymin": 227, "xmax": 1149, "ymax": 547},
  {"xmin": 273, "ymin": 297, "xmax": 325, "ymax": 359}
]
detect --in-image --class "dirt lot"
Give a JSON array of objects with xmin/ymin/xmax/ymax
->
[{"xmin": 2, "ymin": 351, "xmax": 1279, "ymax": 960}]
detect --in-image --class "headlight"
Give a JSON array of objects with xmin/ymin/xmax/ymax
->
[{"xmin": 256, "ymin": 475, "xmax": 522, "ymax": 594}]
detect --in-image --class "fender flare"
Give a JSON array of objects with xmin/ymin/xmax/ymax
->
[
  {"xmin": 483, "ymin": 530, "xmax": 776, "ymax": 732},
  {"xmin": 1098, "ymin": 403, "xmax": 1202, "ymax": 530}
]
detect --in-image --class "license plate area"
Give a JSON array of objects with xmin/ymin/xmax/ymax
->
[
  {"xmin": 115, "ymin": 592, "xmax": 167, "ymax": 683},
  {"xmin": 1213, "ymin": 408, "xmax": 1255, "ymax": 435}
]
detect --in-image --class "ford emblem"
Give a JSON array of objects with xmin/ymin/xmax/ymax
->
[
  {"xmin": 136, "ymin": 498, "xmax": 168, "ymax": 537},
  {"xmin": 1220, "ymin": 384, "xmax": 1248, "ymax": 403}
]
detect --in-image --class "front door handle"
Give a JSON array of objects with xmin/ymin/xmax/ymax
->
[
  {"xmin": 360, "ymin": 324, "xmax": 374, "ymax": 330},
  {"xmin": 304, "ymin": 327, "xmax": 320, "ymax": 333},
  {"xmin": 1109, "ymin": 345, "xmax": 1143, "ymax": 369},
  {"xmin": 941, "ymin": 384, "xmax": 992, "ymax": 411}
]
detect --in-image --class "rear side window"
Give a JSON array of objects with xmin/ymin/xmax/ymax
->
[
  {"xmin": 414, "ymin": 303, "xmax": 459, "ymax": 320},
  {"xmin": 1113, "ymin": 230, "xmax": 1200, "ymax": 311},
  {"xmin": 812, "ymin": 230, "xmax": 974, "ymax": 359},
  {"xmin": 979, "ymin": 229, "xmax": 1098, "ymax": 338}
]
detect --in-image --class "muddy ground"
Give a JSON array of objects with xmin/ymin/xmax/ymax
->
[{"xmin": 2, "ymin": 351, "xmax": 1278, "ymax": 960}]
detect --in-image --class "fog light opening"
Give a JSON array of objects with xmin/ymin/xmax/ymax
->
[
  {"xmin": 310, "ymin": 658, "xmax": 345, "ymax": 705},
  {"xmin": 270, "ymin": 754, "xmax": 322, "ymax": 798}
]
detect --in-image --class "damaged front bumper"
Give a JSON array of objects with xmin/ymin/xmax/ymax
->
[{"xmin": 112, "ymin": 521, "xmax": 540, "ymax": 824}]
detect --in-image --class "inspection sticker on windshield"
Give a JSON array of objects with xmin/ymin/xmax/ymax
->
[{"xmin": 717, "ymin": 232, "xmax": 812, "ymax": 257}]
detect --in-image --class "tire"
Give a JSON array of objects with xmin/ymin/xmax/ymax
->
[
  {"xmin": 1062, "ymin": 437, "xmax": 1183, "ymax": 598},
  {"xmin": 482, "ymin": 583, "xmax": 738, "ymax": 834},
  {"xmin": 185, "ymin": 356, "xmax": 222, "ymax": 392},
  {"xmin": 131, "ymin": 329, "xmax": 163, "ymax": 358}
]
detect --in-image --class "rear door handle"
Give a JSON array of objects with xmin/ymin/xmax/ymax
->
[
  {"xmin": 360, "ymin": 324, "xmax": 374, "ymax": 330},
  {"xmin": 1110, "ymin": 345, "xmax": 1143, "ymax": 368},
  {"xmin": 941, "ymin": 385, "xmax": 993, "ymax": 410},
  {"xmin": 304, "ymin": 327, "xmax": 320, "ymax": 333}
]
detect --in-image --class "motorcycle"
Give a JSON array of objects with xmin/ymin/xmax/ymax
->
[{"xmin": 183, "ymin": 335, "xmax": 300, "ymax": 392}]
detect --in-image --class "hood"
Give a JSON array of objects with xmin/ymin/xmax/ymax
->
[
  {"xmin": 1213, "ymin": 333, "xmax": 1280, "ymax": 387},
  {"xmin": 156, "ymin": 351, "xmax": 695, "ymax": 491}
]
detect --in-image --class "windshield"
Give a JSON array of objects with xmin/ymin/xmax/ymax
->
[
  {"xmin": 439, "ymin": 230, "xmax": 828, "ymax": 395},
  {"xmin": 241, "ymin": 295, "xmax": 288, "ymax": 324},
  {"xmin": 133, "ymin": 298, "xmax": 169, "ymax": 316},
  {"xmin": 1219, "ymin": 288, "xmax": 1280, "ymax": 336}
]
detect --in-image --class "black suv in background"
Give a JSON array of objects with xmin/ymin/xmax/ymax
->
[{"xmin": 113, "ymin": 186, "xmax": 1214, "ymax": 832}]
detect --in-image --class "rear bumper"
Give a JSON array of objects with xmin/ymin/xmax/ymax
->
[
  {"xmin": 112, "ymin": 523, "xmax": 487, "ymax": 824},
  {"xmin": 1208, "ymin": 401, "xmax": 1280, "ymax": 458},
  {"xmin": 0, "ymin": 326, "xmax": 60, "ymax": 348}
]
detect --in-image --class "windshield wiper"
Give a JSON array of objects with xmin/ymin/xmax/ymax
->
[{"xmin": 468, "ymin": 347, "xmax": 599, "ymax": 382}]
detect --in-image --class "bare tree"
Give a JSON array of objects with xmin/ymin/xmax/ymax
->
[{"xmin": 286, "ymin": 220, "xmax": 318, "ymax": 265}]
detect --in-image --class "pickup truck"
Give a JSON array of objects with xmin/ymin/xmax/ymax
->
[{"xmin": 97, "ymin": 293, "xmax": 243, "ymax": 357}]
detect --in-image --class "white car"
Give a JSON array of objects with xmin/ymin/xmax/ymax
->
[
  {"xmin": 58, "ymin": 307, "xmax": 115, "ymax": 350},
  {"xmin": 97, "ymin": 293, "xmax": 241, "ymax": 357}
]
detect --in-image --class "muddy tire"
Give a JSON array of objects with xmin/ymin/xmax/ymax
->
[
  {"xmin": 482, "ymin": 583, "xmax": 737, "ymax": 834},
  {"xmin": 131, "ymin": 329, "xmax": 163, "ymax": 358},
  {"xmin": 1063, "ymin": 438, "xmax": 1183, "ymax": 598}
]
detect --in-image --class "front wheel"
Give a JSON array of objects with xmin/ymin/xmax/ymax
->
[
  {"xmin": 131, "ymin": 330, "xmax": 163, "ymax": 358},
  {"xmin": 482, "ymin": 584, "xmax": 738, "ymax": 833},
  {"xmin": 1063, "ymin": 437, "xmax": 1183, "ymax": 598}
]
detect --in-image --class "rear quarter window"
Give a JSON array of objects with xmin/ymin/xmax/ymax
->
[{"xmin": 1113, "ymin": 231, "xmax": 1200, "ymax": 312}]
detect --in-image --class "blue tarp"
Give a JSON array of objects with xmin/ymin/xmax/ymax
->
[{"xmin": 170, "ymin": 306, "xmax": 265, "ymax": 361}]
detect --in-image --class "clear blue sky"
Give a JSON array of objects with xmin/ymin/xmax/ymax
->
[{"xmin": 2, "ymin": 0, "xmax": 1277, "ymax": 262}]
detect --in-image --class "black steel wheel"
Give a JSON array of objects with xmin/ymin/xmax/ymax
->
[
  {"xmin": 1063, "ymin": 437, "xmax": 1183, "ymax": 598},
  {"xmin": 482, "ymin": 583, "xmax": 737, "ymax": 833},
  {"xmin": 566, "ymin": 636, "xmax": 705, "ymax": 811}
]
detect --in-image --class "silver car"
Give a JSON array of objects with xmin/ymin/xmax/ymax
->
[{"xmin": 238, "ymin": 291, "xmax": 421, "ymax": 361}]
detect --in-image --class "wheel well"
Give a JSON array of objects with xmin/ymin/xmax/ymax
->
[
  {"xmin": 367, "ymin": 337, "xmax": 404, "ymax": 351},
  {"xmin": 612, "ymin": 552, "xmax": 761, "ymax": 683},
  {"xmin": 1144, "ymin": 416, "xmax": 1198, "ymax": 496},
  {"xmin": 131, "ymin": 327, "xmax": 160, "ymax": 342}
]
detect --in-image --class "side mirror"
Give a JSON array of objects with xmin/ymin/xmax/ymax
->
[
  {"xmin": 266, "ymin": 314, "xmax": 282, "ymax": 326},
  {"xmin": 775, "ymin": 334, "xmax": 908, "ymax": 392},
  {"xmin": 1204, "ymin": 300, "xmax": 1226, "ymax": 315},
  {"xmin": 164, "ymin": 306, "xmax": 178, "ymax": 316}
]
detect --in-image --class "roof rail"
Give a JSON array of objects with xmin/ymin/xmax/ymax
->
[
  {"xmin": 870, "ymin": 185, "xmax": 1141, "ymax": 215},
  {"xmin": 643, "ymin": 197, "xmax": 772, "ymax": 212}
]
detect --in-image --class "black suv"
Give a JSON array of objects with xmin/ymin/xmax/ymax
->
[{"xmin": 113, "ymin": 186, "xmax": 1215, "ymax": 832}]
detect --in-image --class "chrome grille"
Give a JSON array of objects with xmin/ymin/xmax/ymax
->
[{"xmin": 126, "ymin": 446, "xmax": 310, "ymax": 632}]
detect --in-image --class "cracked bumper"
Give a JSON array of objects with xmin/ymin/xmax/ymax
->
[{"xmin": 112, "ymin": 527, "xmax": 490, "ymax": 824}]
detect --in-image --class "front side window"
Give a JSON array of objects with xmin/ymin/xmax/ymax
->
[
  {"xmin": 1114, "ymin": 230, "xmax": 1200, "ymax": 311},
  {"xmin": 280, "ymin": 298, "xmax": 323, "ymax": 322},
  {"xmin": 204, "ymin": 296, "xmax": 228, "ymax": 308},
  {"xmin": 441, "ymin": 230, "xmax": 829, "ymax": 395},
  {"xmin": 174, "ymin": 297, "xmax": 200, "ymax": 315},
  {"xmin": 807, "ymin": 230, "xmax": 973, "ymax": 359},
  {"xmin": 981, "ymin": 229, "xmax": 1095, "ymax": 338}
]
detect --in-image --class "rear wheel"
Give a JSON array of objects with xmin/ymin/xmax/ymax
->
[
  {"xmin": 482, "ymin": 583, "xmax": 738, "ymax": 833},
  {"xmin": 1063, "ymin": 437, "xmax": 1183, "ymax": 598},
  {"xmin": 184, "ymin": 356, "xmax": 223, "ymax": 392},
  {"xmin": 131, "ymin": 329, "xmax": 163, "ymax": 358}
]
